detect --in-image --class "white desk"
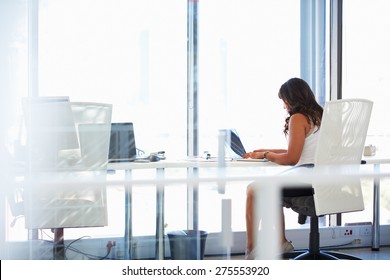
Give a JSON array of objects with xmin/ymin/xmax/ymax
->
[
  {"xmin": 107, "ymin": 159, "xmax": 279, "ymax": 259},
  {"xmin": 363, "ymin": 152, "xmax": 390, "ymax": 251},
  {"xmin": 107, "ymin": 158, "xmax": 278, "ymax": 170},
  {"xmin": 108, "ymin": 155, "xmax": 389, "ymax": 259}
]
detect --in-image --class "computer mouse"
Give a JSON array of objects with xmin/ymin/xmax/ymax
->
[{"xmin": 148, "ymin": 154, "xmax": 160, "ymax": 162}]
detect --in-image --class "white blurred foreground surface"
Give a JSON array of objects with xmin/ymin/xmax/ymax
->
[{"xmin": 2, "ymin": 260, "xmax": 389, "ymax": 279}]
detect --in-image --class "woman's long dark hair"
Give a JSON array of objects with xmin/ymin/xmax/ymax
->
[{"xmin": 278, "ymin": 78, "xmax": 323, "ymax": 136}]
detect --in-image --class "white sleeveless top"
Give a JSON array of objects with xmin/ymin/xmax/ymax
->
[{"xmin": 296, "ymin": 126, "xmax": 320, "ymax": 166}]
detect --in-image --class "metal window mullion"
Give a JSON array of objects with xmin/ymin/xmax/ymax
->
[
  {"xmin": 187, "ymin": 0, "xmax": 199, "ymax": 231},
  {"xmin": 28, "ymin": 0, "xmax": 39, "ymax": 98},
  {"xmin": 300, "ymin": 0, "xmax": 326, "ymax": 106},
  {"xmin": 187, "ymin": 1, "xmax": 199, "ymax": 158},
  {"xmin": 329, "ymin": 0, "xmax": 342, "ymax": 101},
  {"xmin": 330, "ymin": 0, "xmax": 343, "ymax": 226}
]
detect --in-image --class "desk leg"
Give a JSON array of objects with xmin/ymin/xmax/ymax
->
[
  {"xmin": 372, "ymin": 163, "xmax": 380, "ymax": 251},
  {"xmin": 187, "ymin": 167, "xmax": 199, "ymax": 230},
  {"xmin": 124, "ymin": 170, "xmax": 132, "ymax": 259},
  {"xmin": 155, "ymin": 168, "xmax": 165, "ymax": 260}
]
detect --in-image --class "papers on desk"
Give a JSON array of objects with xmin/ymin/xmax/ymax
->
[
  {"xmin": 235, "ymin": 158, "xmax": 268, "ymax": 162},
  {"xmin": 184, "ymin": 156, "xmax": 233, "ymax": 162},
  {"xmin": 184, "ymin": 156, "xmax": 268, "ymax": 162}
]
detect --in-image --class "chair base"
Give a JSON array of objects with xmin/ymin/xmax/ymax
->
[
  {"xmin": 283, "ymin": 249, "xmax": 361, "ymax": 260},
  {"xmin": 53, "ymin": 228, "xmax": 65, "ymax": 260}
]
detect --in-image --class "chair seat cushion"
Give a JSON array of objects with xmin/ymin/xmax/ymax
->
[{"xmin": 283, "ymin": 195, "xmax": 316, "ymax": 217}]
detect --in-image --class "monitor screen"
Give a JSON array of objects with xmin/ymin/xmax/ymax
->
[
  {"xmin": 109, "ymin": 122, "xmax": 137, "ymax": 161},
  {"xmin": 22, "ymin": 96, "xmax": 79, "ymax": 168}
]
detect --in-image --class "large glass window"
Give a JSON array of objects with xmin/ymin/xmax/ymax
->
[
  {"xmin": 343, "ymin": 0, "xmax": 390, "ymax": 225},
  {"xmin": 198, "ymin": 0, "xmax": 300, "ymax": 154},
  {"xmin": 38, "ymin": 0, "xmax": 188, "ymax": 238},
  {"xmin": 39, "ymin": 0, "xmax": 187, "ymax": 160},
  {"xmin": 197, "ymin": 0, "xmax": 301, "ymax": 232},
  {"xmin": 7, "ymin": 0, "xmax": 188, "ymax": 241}
]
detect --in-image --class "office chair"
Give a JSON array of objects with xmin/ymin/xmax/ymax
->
[
  {"xmin": 23, "ymin": 101, "xmax": 112, "ymax": 259},
  {"xmin": 283, "ymin": 98, "xmax": 373, "ymax": 260}
]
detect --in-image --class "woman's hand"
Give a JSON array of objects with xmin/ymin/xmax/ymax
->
[{"xmin": 243, "ymin": 151, "xmax": 263, "ymax": 159}]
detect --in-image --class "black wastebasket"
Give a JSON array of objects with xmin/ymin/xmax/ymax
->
[{"xmin": 167, "ymin": 230, "xmax": 208, "ymax": 260}]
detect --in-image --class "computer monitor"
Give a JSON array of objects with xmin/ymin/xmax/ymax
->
[
  {"xmin": 225, "ymin": 129, "xmax": 247, "ymax": 158},
  {"xmin": 109, "ymin": 122, "xmax": 137, "ymax": 162},
  {"xmin": 22, "ymin": 96, "xmax": 79, "ymax": 169}
]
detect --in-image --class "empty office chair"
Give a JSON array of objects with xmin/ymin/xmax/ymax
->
[
  {"xmin": 283, "ymin": 98, "xmax": 373, "ymax": 260},
  {"xmin": 23, "ymin": 100, "xmax": 112, "ymax": 259}
]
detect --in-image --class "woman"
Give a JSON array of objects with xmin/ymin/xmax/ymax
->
[{"xmin": 243, "ymin": 77, "xmax": 323, "ymax": 259}]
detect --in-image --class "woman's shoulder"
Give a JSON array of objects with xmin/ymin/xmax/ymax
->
[
  {"xmin": 289, "ymin": 113, "xmax": 309, "ymax": 123},
  {"xmin": 289, "ymin": 113, "xmax": 312, "ymax": 131}
]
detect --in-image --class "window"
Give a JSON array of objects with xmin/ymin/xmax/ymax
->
[
  {"xmin": 343, "ymin": 0, "xmax": 390, "ymax": 225},
  {"xmin": 197, "ymin": 0, "xmax": 303, "ymax": 233},
  {"xmin": 39, "ymin": 0, "xmax": 187, "ymax": 159},
  {"xmin": 198, "ymin": 0, "xmax": 300, "ymax": 154},
  {"xmin": 37, "ymin": 0, "xmax": 188, "ymax": 239}
]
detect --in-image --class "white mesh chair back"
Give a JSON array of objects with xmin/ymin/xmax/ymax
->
[
  {"xmin": 23, "ymin": 97, "xmax": 79, "ymax": 170},
  {"xmin": 25, "ymin": 102, "xmax": 112, "ymax": 229},
  {"xmin": 70, "ymin": 102, "xmax": 112, "ymax": 170},
  {"xmin": 313, "ymin": 99, "xmax": 373, "ymax": 216}
]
